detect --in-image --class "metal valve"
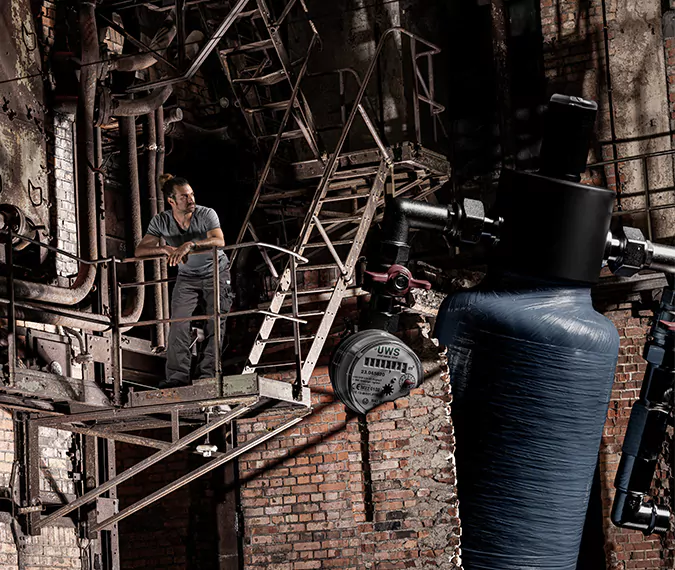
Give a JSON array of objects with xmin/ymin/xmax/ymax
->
[{"xmin": 364, "ymin": 264, "xmax": 431, "ymax": 297}]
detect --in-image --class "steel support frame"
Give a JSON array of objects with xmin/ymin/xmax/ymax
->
[
  {"xmin": 89, "ymin": 412, "xmax": 308, "ymax": 532},
  {"xmin": 31, "ymin": 406, "xmax": 250, "ymax": 532}
]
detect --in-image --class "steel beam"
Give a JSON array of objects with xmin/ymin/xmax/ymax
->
[
  {"xmin": 91, "ymin": 412, "xmax": 308, "ymax": 532},
  {"xmin": 33, "ymin": 406, "xmax": 249, "ymax": 531}
]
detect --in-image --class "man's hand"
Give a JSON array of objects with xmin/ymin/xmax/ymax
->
[{"xmin": 167, "ymin": 242, "xmax": 193, "ymax": 266}]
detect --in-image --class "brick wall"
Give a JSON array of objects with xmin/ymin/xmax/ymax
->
[
  {"xmin": 116, "ymin": 433, "xmax": 220, "ymax": 569},
  {"xmin": 540, "ymin": 0, "xmax": 674, "ymax": 565},
  {"xmin": 53, "ymin": 112, "xmax": 79, "ymax": 278},
  {"xmin": 237, "ymin": 356, "xmax": 461, "ymax": 570},
  {"xmin": 0, "ymin": 409, "xmax": 83, "ymax": 570}
]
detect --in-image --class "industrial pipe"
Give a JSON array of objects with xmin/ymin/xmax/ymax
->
[
  {"xmin": 165, "ymin": 121, "xmax": 231, "ymax": 142},
  {"xmin": 111, "ymin": 17, "xmax": 177, "ymax": 72},
  {"xmin": 156, "ymin": 106, "xmax": 170, "ymax": 342},
  {"xmin": 113, "ymin": 86, "xmax": 173, "ymax": 117},
  {"xmin": 0, "ymin": 303, "xmax": 110, "ymax": 333},
  {"xmin": 118, "ymin": 117, "xmax": 145, "ymax": 326},
  {"xmin": 146, "ymin": 114, "xmax": 165, "ymax": 347}
]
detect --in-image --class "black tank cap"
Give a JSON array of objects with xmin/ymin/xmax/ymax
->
[{"xmin": 494, "ymin": 169, "xmax": 615, "ymax": 285}]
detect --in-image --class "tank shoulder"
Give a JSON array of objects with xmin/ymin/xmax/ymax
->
[{"xmin": 434, "ymin": 286, "xmax": 619, "ymax": 352}]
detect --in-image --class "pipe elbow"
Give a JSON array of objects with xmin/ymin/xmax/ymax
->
[
  {"xmin": 113, "ymin": 86, "xmax": 173, "ymax": 117},
  {"xmin": 611, "ymin": 490, "xmax": 670, "ymax": 535},
  {"xmin": 112, "ymin": 21, "xmax": 177, "ymax": 72}
]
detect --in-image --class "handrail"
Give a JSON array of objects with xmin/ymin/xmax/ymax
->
[
  {"xmin": 122, "ymin": 241, "xmax": 309, "ymax": 265},
  {"xmin": 588, "ymin": 147, "xmax": 675, "ymax": 168}
]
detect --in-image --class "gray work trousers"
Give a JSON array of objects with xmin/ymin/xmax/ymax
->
[{"xmin": 166, "ymin": 266, "xmax": 233, "ymax": 385}]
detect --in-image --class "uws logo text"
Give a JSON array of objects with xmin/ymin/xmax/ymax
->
[{"xmin": 377, "ymin": 345, "xmax": 400, "ymax": 357}]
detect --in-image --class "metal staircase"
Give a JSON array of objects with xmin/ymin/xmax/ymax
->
[
  {"xmin": 216, "ymin": 0, "xmax": 323, "ymax": 159},
  {"xmin": 234, "ymin": 28, "xmax": 450, "ymax": 394}
]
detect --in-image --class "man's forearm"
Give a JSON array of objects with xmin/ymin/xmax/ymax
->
[
  {"xmin": 191, "ymin": 236, "xmax": 225, "ymax": 249},
  {"xmin": 135, "ymin": 244, "xmax": 168, "ymax": 257}
]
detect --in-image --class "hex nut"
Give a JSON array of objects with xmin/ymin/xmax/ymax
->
[
  {"xmin": 460, "ymin": 198, "xmax": 485, "ymax": 244},
  {"xmin": 609, "ymin": 226, "xmax": 648, "ymax": 277}
]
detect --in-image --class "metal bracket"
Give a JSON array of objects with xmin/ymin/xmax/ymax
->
[{"xmin": 96, "ymin": 497, "xmax": 119, "ymax": 524}]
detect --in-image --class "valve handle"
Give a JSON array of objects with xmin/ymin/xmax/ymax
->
[{"xmin": 365, "ymin": 264, "xmax": 431, "ymax": 296}]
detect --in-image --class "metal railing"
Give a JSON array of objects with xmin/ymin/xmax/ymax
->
[
  {"xmin": 588, "ymin": 146, "xmax": 675, "ymax": 241},
  {"xmin": 0, "ymin": 232, "xmax": 307, "ymax": 405}
]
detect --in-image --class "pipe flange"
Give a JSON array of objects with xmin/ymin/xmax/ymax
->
[
  {"xmin": 95, "ymin": 85, "xmax": 113, "ymax": 127},
  {"xmin": 0, "ymin": 204, "xmax": 28, "ymax": 245}
]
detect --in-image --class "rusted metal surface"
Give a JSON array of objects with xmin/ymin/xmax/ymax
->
[
  {"xmin": 33, "ymin": 407, "xmax": 251, "ymax": 532},
  {"xmin": 0, "ymin": 0, "xmax": 50, "ymax": 253},
  {"xmin": 118, "ymin": 117, "xmax": 145, "ymax": 325}
]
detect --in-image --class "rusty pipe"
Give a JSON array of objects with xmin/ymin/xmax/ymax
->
[
  {"xmin": 156, "ymin": 106, "xmax": 170, "ymax": 342},
  {"xmin": 113, "ymin": 86, "xmax": 173, "ymax": 117},
  {"xmin": 119, "ymin": 117, "xmax": 145, "ymax": 326},
  {"xmin": 1, "ymin": 302, "xmax": 110, "ymax": 333},
  {"xmin": 146, "ymin": 113, "xmax": 165, "ymax": 347},
  {"xmin": 165, "ymin": 121, "xmax": 231, "ymax": 142},
  {"xmin": 112, "ymin": 18, "xmax": 177, "ymax": 72}
]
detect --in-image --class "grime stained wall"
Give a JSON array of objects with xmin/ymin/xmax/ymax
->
[{"xmin": 0, "ymin": 2, "xmax": 85, "ymax": 568}]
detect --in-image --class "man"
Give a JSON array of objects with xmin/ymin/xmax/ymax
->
[{"xmin": 135, "ymin": 174, "xmax": 233, "ymax": 388}]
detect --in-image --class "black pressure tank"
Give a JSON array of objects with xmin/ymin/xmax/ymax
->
[{"xmin": 434, "ymin": 168, "xmax": 619, "ymax": 569}]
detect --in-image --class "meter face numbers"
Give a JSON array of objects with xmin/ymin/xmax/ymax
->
[
  {"xmin": 348, "ymin": 342, "xmax": 420, "ymax": 412},
  {"xmin": 330, "ymin": 330, "xmax": 423, "ymax": 414}
]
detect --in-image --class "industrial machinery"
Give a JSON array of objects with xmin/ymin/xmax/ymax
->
[{"xmin": 329, "ymin": 94, "xmax": 675, "ymax": 567}]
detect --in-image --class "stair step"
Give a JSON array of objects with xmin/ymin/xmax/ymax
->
[
  {"xmin": 316, "ymin": 215, "xmax": 363, "ymax": 225},
  {"xmin": 263, "ymin": 335, "xmax": 315, "ymax": 345},
  {"xmin": 332, "ymin": 166, "xmax": 381, "ymax": 180},
  {"xmin": 295, "ymin": 263, "xmax": 338, "ymax": 272},
  {"xmin": 251, "ymin": 361, "xmax": 298, "ymax": 369},
  {"xmin": 258, "ymin": 129, "xmax": 305, "ymax": 142},
  {"xmin": 296, "ymin": 286, "xmax": 336, "ymax": 295},
  {"xmin": 233, "ymin": 69, "xmax": 287, "ymax": 85},
  {"xmin": 221, "ymin": 39, "xmax": 275, "ymax": 56},
  {"xmin": 321, "ymin": 192, "xmax": 371, "ymax": 203},
  {"xmin": 304, "ymin": 240, "xmax": 354, "ymax": 249},
  {"xmin": 236, "ymin": 8, "xmax": 261, "ymax": 20},
  {"xmin": 296, "ymin": 310, "xmax": 325, "ymax": 318},
  {"xmin": 245, "ymin": 100, "xmax": 292, "ymax": 113}
]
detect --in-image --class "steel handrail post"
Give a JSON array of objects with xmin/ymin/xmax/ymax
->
[
  {"xmin": 111, "ymin": 258, "xmax": 122, "ymax": 406},
  {"xmin": 212, "ymin": 247, "xmax": 222, "ymax": 388},
  {"xmin": 7, "ymin": 230, "xmax": 15, "ymax": 387}
]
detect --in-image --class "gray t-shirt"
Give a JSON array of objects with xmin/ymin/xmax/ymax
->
[{"xmin": 147, "ymin": 205, "xmax": 229, "ymax": 277}]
